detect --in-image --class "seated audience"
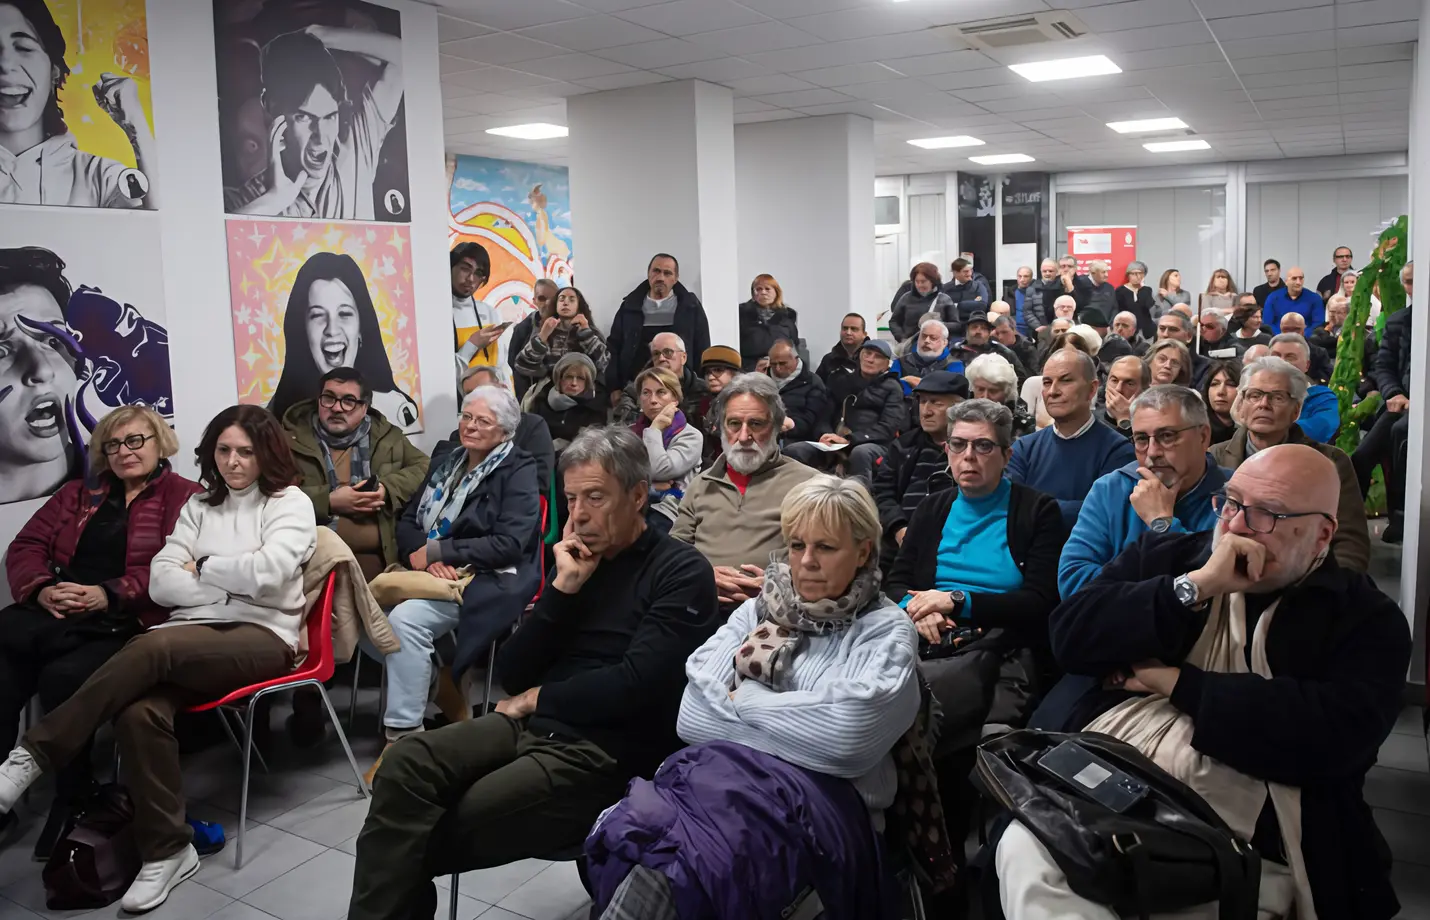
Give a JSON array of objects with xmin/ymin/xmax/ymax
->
[
  {"xmin": 892, "ymin": 318, "xmax": 958, "ymax": 393},
  {"xmin": 1211, "ymin": 357, "xmax": 1369, "ymax": 572},
  {"xmin": 1022, "ymin": 332, "xmax": 1095, "ymax": 429},
  {"xmin": 2, "ymin": 406, "xmax": 199, "ymax": 855},
  {"xmin": 531, "ymin": 354, "xmax": 607, "ymax": 455},
  {"xmin": 366, "ymin": 385, "xmax": 542, "ymax": 773},
  {"xmin": 1231, "ymin": 293, "xmax": 1272, "ymax": 348},
  {"xmin": 953, "ymin": 311, "xmax": 1028, "ymax": 381},
  {"xmin": 1269, "ymin": 333, "xmax": 1339, "ymax": 443},
  {"xmin": 1097, "ymin": 354, "xmax": 1149, "ymax": 440},
  {"xmin": 1197, "ymin": 310, "xmax": 1239, "ymax": 359},
  {"xmin": 1242, "ymin": 342, "xmax": 1270, "ymax": 363},
  {"xmin": 786, "ymin": 340, "xmax": 904, "ymax": 480},
  {"xmin": 992, "ymin": 314, "xmax": 1038, "ymax": 375},
  {"xmin": 1109, "ymin": 310, "xmax": 1150, "ymax": 357},
  {"xmin": 632, "ymin": 368, "xmax": 704, "ymax": 532},
  {"xmin": 1155, "ymin": 311, "xmax": 1211, "ymax": 386},
  {"xmin": 891, "ymin": 262, "xmax": 954, "ymax": 341},
  {"xmin": 1016, "ymin": 445, "xmax": 1408, "ymax": 920},
  {"xmin": 1200, "ymin": 359, "xmax": 1241, "ymax": 445},
  {"xmin": 348, "ymin": 428, "xmax": 720, "ymax": 920},
  {"xmin": 1353, "ymin": 262, "xmax": 1412, "ymax": 542},
  {"xmin": 673, "ymin": 373, "xmax": 818, "ymax": 608},
  {"xmin": 694, "ymin": 346, "xmax": 742, "ymax": 467},
  {"xmin": 1277, "ymin": 312, "xmax": 1334, "ymax": 381},
  {"xmin": 0, "ymin": 405, "xmax": 315, "ymax": 912},
  {"xmin": 1058, "ymin": 385, "xmax": 1227, "ymax": 598},
  {"xmin": 1035, "ymin": 295, "xmax": 1078, "ymax": 352},
  {"xmin": 285, "ymin": 367, "xmax": 430, "ymax": 581},
  {"xmin": 872, "ymin": 371, "xmax": 968, "ymax": 569},
  {"xmin": 1115, "ymin": 260, "xmax": 1156, "ymax": 339},
  {"xmin": 1145, "ymin": 338, "xmax": 1193, "ymax": 387},
  {"xmin": 613, "ymin": 332, "xmax": 710, "ymax": 427},
  {"xmin": 816, "ymin": 313, "xmax": 869, "ymax": 384},
  {"xmin": 1311, "ymin": 293, "xmax": 1375, "ymax": 377},
  {"xmin": 450, "ymin": 366, "xmax": 554, "ymax": 488},
  {"xmin": 511, "ymin": 286, "xmax": 609, "ymax": 397},
  {"xmin": 767, "ymin": 338, "xmax": 829, "ymax": 444},
  {"xmin": 967, "ymin": 353, "xmax": 1035, "ymax": 439},
  {"xmin": 586, "ymin": 475, "xmax": 920, "ymax": 920},
  {"xmin": 1082, "ymin": 309, "xmax": 1128, "ymax": 366},
  {"xmin": 1008, "ymin": 350, "xmax": 1135, "ymax": 527},
  {"xmin": 738, "ymin": 274, "xmax": 800, "ymax": 372}
]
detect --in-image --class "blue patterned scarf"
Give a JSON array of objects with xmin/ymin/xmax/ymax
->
[{"xmin": 416, "ymin": 440, "xmax": 513, "ymax": 539}]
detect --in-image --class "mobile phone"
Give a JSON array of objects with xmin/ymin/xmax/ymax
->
[
  {"xmin": 356, "ymin": 477, "xmax": 380, "ymax": 492},
  {"xmin": 1036, "ymin": 741, "xmax": 1149, "ymax": 813}
]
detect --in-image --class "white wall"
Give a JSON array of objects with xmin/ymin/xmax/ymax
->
[
  {"xmin": 1054, "ymin": 186, "xmax": 1229, "ymax": 292},
  {"xmin": 735, "ymin": 115, "xmax": 875, "ymax": 361},
  {"xmin": 1245, "ymin": 177, "xmax": 1409, "ymax": 284}
]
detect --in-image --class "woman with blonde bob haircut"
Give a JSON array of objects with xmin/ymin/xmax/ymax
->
[
  {"xmin": 586, "ymin": 474, "xmax": 924, "ymax": 918},
  {"xmin": 739, "ymin": 273, "xmax": 801, "ymax": 371},
  {"xmin": 1, "ymin": 404, "xmax": 200, "ymax": 858}
]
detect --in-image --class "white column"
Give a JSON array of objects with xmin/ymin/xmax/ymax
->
[
  {"xmin": 1400, "ymin": 2, "xmax": 1429, "ymax": 647},
  {"xmin": 735, "ymin": 114, "xmax": 875, "ymax": 362},
  {"xmin": 567, "ymin": 80, "xmax": 739, "ymax": 347}
]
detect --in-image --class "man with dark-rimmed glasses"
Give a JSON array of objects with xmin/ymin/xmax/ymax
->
[
  {"xmin": 1017, "ymin": 443, "xmax": 1408, "ymax": 920},
  {"xmin": 1057, "ymin": 384, "xmax": 1227, "ymax": 599}
]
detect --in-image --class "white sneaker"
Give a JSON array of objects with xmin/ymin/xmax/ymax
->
[
  {"xmin": 0, "ymin": 748, "xmax": 42, "ymax": 813},
  {"xmin": 120, "ymin": 844, "xmax": 199, "ymax": 913}
]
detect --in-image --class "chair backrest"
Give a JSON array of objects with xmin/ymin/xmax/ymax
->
[{"xmin": 297, "ymin": 571, "xmax": 339, "ymax": 683}]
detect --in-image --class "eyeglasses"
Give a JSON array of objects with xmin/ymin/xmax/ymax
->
[
  {"xmin": 650, "ymin": 348, "xmax": 682, "ymax": 359},
  {"xmin": 1131, "ymin": 425, "xmax": 1199, "ymax": 450},
  {"xmin": 459, "ymin": 414, "xmax": 500, "ymax": 431},
  {"xmin": 1242, "ymin": 388, "xmax": 1292, "ymax": 407},
  {"xmin": 722, "ymin": 416, "xmax": 772, "ymax": 435},
  {"xmin": 101, "ymin": 433, "xmax": 154, "ymax": 455},
  {"xmin": 318, "ymin": 392, "xmax": 366, "ymax": 411},
  {"xmin": 1212, "ymin": 494, "xmax": 1334, "ymax": 534},
  {"xmin": 946, "ymin": 437, "xmax": 999, "ymax": 456}
]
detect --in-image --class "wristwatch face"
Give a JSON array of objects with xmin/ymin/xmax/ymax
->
[
  {"xmin": 1149, "ymin": 516, "xmax": 1171, "ymax": 534},
  {"xmin": 951, "ymin": 590, "xmax": 966, "ymax": 604},
  {"xmin": 1174, "ymin": 576, "xmax": 1198, "ymax": 606}
]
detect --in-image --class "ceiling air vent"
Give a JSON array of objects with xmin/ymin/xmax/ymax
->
[{"xmin": 937, "ymin": 11, "xmax": 1090, "ymax": 51}]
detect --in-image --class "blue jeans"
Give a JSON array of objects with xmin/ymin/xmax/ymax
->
[{"xmin": 368, "ymin": 598, "xmax": 461, "ymax": 732}]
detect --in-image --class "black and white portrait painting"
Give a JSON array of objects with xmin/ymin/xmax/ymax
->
[{"xmin": 214, "ymin": 0, "xmax": 409, "ymax": 222}]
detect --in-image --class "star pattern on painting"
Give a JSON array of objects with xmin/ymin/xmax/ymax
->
[
  {"xmin": 247, "ymin": 226, "xmax": 266, "ymax": 248},
  {"xmin": 389, "ymin": 231, "xmax": 406, "ymax": 255}
]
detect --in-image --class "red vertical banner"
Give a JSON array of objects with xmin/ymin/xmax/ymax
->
[{"xmin": 1066, "ymin": 226, "xmax": 1138, "ymax": 287}]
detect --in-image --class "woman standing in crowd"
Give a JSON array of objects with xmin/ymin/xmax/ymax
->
[
  {"xmin": 1153, "ymin": 268, "xmax": 1192, "ymax": 320},
  {"xmin": 1115, "ymin": 260, "xmax": 1156, "ymax": 339},
  {"xmin": 1201, "ymin": 268, "xmax": 1238, "ymax": 315},
  {"xmin": 585, "ymin": 475, "xmax": 922, "ymax": 919},
  {"xmin": 512, "ymin": 286, "xmax": 609, "ymax": 397},
  {"xmin": 0, "ymin": 405, "xmax": 315, "ymax": 913},
  {"xmin": 738, "ymin": 275, "xmax": 800, "ymax": 372},
  {"xmin": 890, "ymin": 263, "xmax": 954, "ymax": 342},
  {"xmin": 966, "ymin": 354, "xmax": 1035, "ymax": 439},
  {"xmin": 632, "ymin": 368, "xmax": 703, "ymax": 534},
  {"xmin": 1200, "ymin": 359, "xmax": 1241, "ymax": 445},
  {"xmin": 1232, "ymin": 303, "xmax": 1272, "ymax": 348},
  {"xmin": 0, "ymin": 406, "xmax": 199, "ymax": 856},
  {"xmin": 531, "ymin": 353, "xmax": 607, "ymax": 455},
  {"xmin": 1145, "ymin": 339, "xmax": 1193, "ymax": 387}
]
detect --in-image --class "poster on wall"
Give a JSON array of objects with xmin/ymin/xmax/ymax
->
[
  {"xmin": 0, "ymin": 207, "xmax": 173, "ymax": 505},
  {"xmin": 446, "ymin": 153, "xmax": 574, "ymax": 327},
  {"xmin": 213, "ymin": 0, "xmax": 409, "ymax": 222},
  {"xmin": 0, "ymin": 0, "xmax": 159, "ymax": 209},
  {"xmin": 224, "ymin": 218, "xmax": 422, "ymax": 433},
  {"xmin": 1067, "ymin": 225, "xmax": 1138, "ymax": 287}
]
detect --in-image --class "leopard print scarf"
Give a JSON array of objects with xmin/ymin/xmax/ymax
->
[{"xmin": 734, "ymin": 562, "xmax": 882, "ymax": 689}]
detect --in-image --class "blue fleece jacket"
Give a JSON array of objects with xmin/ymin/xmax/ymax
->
[
  {"xmin": 1264, "ymin": 287, "xmax": 1325, "ymax": 333},
  {"xmin": 1297, "ymin": 385, "xmax": 1339, "ymax": 443},
  {"xmin": 1007, "ymin": 421, "xmax": 1137, "ymax": 528},
  {"xmin": 1057, "ymin": 456, "xmax": 1229, "ymax": 598},
  {"xmin": 891, "ymin": 348, "xmax": 963, "ymax": 395}
]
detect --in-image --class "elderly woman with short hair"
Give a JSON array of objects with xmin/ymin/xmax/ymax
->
[
  {"xmin": 531, "ymin": 353, "xmax": 607, "ymax": 454},
  {"xmin": 373, "ymin": 385, "xmax": 542, "ymax": 764},
  {"xmin": 966, "ymin": 353, "xmax": 1034, "ymax": 438},
  {"xmin": 1145, "ymin": 338, "xmax": 1194, "ymax": 387},
  {"xmin": 586, "ymin": 475, "xmax": 925, "ymax": 920}
]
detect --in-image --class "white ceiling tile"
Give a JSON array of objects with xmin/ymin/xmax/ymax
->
[
  {"xmin": 734, "ymin": 0, "xmax": 866, "ymax": 15},
  {"xmin": 1208, "ymin": 7, "xmax": 1334, "ymax": 40},
  {"xmin": 1222, "ymin": 31, "xmax": 1335, "ymax": 58},
  {"xmin": 1193, "ymin": 0, "xmax": 1329, "ymax": 17},
  {"xmin": 441, "ymin": 33, "xmax": 568, "ymax": 65},
  {"xmin": 616, "ymin": 0, "xmax": 770, "ymax": 36},
  {"xmin": 890, "ymin": 50, "xmax": 998, "ymax": 77},
  {"xmin": 516, "ymin": 16, "xmax": 668, "ymax": 52},
  {"xmin": 437, "ymin": 15, "xmax": 494, "ymax": 42},
  {"xmin": 749, "ymin": 87, "xmax": 854, "ymax": 108},
  {"xmin": 574, "ymin": 70, "xmax": 674, "ymax": 90},
  {"xmin": 793, "ymin": 101, "xmax": 913, "ymax": 121},
  {"xmin": 504, "ymin": 81, "xmax": 591, "ymax": 100},
  {"xmin": 439, "ymin": 54, "xmax": 484, "ymax": 75},
  {"xmin": 443, "ymin": 67, "xmax": 558, "ymax": 92},
  {"xmin": 685, "ymin": 21, "xmax": 826, "ymax": 55},
  {"xmin": 1336, "ymin": 22, "xmax": 1417, "ymax": 46},
  {"xmin": 744, "ymin": 29, "xmax": 953, "ymax": 70},
  {"xmin": 657, "ymin": 57, "xmax": 771, "ymax": 82},
  {"xmin": 435, "ymin": 0, "xmax": 589, "ymax": 31},
  {"xmin": 1248, "ymin": 82, "xmax": 1339, "ymax": 101},
  {"xmin": 1336, "ymin": 0, "xmax": 1421, "ymax": 27},
  {"xmin": 1115, "ymin": 44, "xmax": 1226, "ymax": 70},
  {"xmin": 563, "ymin": 0, "xmax": 671, "ymax": 11},
  {"xmin": 725, "ymin": 73, "xmax": 820, "ymax": 94},
  {"xmin": 829, "ymin": 77, "xmax": 940, "ymax": 101},
  {"xmin": 1336, "ymin": 61, "xmax": 1413, "ymax": 81},
  {"xmin": 920, "ymin": 68, "xmax": 1021, "ymax": 91},
  {"xmin": 1076, "ymin": 0, "xmax": 1204, "ymax": 32},
  {"xmin": 592, "ymin": 37, "xmax": 725, "ymax": 68},
  {"xmin": 1334, "ymin": 43, "xmax": 1415, "ymax": 65},
  {"xmin": 784, "ymin": 6, "xmax": 937, "ymax": 42},
  {"xmin": 733, "ymin": 97, "xmax": 778, "ymax": 114},
  {"xmin": 512, "ymin": 53, "xmax": 637, "ymax": 81},
  {"xmin": 1242, "ymin": 69, "xmax": 1326, "ymax": 89},
  {"xmin": 1098, "ymin": 27, "xmax": 1209, "ymax": 52},
  {"xmin": 734, "ymin": 109, "xmax": 808, "ymax": 123},
  {"xmin": 792, "ymin": 62, "xmax": 906, "ymax": 87},
  {"xmin": 1338, "ymin": 76, "xmax": 1412, "ymax": 94}
]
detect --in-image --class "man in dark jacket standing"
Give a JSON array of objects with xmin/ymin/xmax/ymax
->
[
  {"xmin": 607, "ymin": 254, "xmax": 710, "ymax": 396},
  {"xmin": 1315, "ymin": 245, "xmax": 1354, "ymax": 302},
  {"xmin": 816, "ymin": 313, "xmax": 869, "ymax": 383},
  {"xmin": 1353, "ymin": 262, "xmax": 1413, "ymax": 542},
  {"xmin": 942, "ymin": 258, "xmax": 991, "ymax": 332},
  {"xmin": 768, "ymin": 339, "xmax": 828, "ymax": 443},
  {"xmin": 1019, "ymin": 444, "xmax": 1407, "ymax": 920},
  {"xmin": 786, "ymin": 339, "xmax": 904, "ymax": 479},
  {"xmin": 349, "ymin": 427, "xmax": 720, "ymax": 920},
  {"xmin": 1025, "ymin": 259, "xmax": 1060, "ymax": 334}
]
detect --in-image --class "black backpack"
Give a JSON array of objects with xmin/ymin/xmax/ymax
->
[
  {"xmin": 43, "ymin": 784, "xmax": 141, "ymax": 910},
  {"xmin": 974, "ymin": 729, "xmax": 1261, "ymax": 920}
]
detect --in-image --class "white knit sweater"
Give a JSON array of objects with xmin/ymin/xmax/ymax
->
[
  {"xmin": 149, "ymin": 484, "xmax": 317, "ymax": 649},
  {"xmin": 677, "ymin": 595, "xmax": 920, "ymax": 811}
]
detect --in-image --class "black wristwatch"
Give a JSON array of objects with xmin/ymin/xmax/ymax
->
[
  {"xmin": 949, "ymin": 590, "xmax": 967, "ymax": 616},
  {"xmin": 195, "ymin": 556, "xmax": 210, "ymax": 576}
]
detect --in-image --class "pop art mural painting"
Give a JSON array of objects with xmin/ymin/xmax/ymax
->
[{"xmin": 224, "ymin": 219, "xmax": 423, "ymax": 433}]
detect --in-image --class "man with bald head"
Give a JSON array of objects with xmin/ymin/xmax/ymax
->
[
  {"xmin": 1015, "ymin": 444, "xmax": 1408, "ymax": 920},
  {"xmin": 1109, "ymin": 310, "xmax": 1148, "ymax": 355},
  {"xmin": 612, "ymin": 331, "xmax": 709, "ymax": 426},
  {"xmin": 1272, "ymin": 316, "xmax": 1332, "ymax": 382},
  {"xmin": 1264, "ymin": 265, "xmax": 1325, "ymax": 333}
]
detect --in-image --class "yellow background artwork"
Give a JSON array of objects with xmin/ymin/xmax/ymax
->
[{"xmin": 45, "ymin": 0, "xmax": 154, "ymax": 169}]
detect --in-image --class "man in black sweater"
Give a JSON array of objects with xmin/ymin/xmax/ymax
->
[{"xmin": 348, "ymin": 427, "xmax": 720, "ymax": 920}]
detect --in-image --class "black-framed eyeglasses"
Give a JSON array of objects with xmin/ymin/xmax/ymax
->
[
  {"xmin": 1131, "ymin": 425, "xmax": 1199, "ymax": 451},
  {"xmin": 1211, "ymin": 493, "xmax": 1334, "ymax": 534},
  {"xmin": 946, "ymin": 437, "xmax": 1000, "ymax": 456},
  {"xmin": 101, "ymin": 433, "xmax": 154, "ymax": 456},
  {"xmin": 650, "ymin": 347, "xmax": 682, "ymax": 359},
  {"xmin": 1242, "ymin": 388, "xmax": 1293, "ymax": 407},
  {"xmin": 318, "ymin": 392, "xmax": 366, "ymax": 411}
]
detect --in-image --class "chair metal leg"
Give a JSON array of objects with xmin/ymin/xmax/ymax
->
[
  {"xmin": 906, "ymin": 868, "xmax": 926, "ymax": 920},
  {"xmin": 449, "ymin": 873, "xmax": 461, "ymax": 920},
  {"xmin": 219, "ymin": 707, "xmax": 269, "ymax": 775},
  {"xmin": 348, "ymin": 654, "xmax": 361, "ymax": 729},
  {"xmin": 314, "ymin": 683, "xmax": 370, "ymax": 797},
  {"xmin": 237, "ymin": 700, "xmax": 257, "ymax": 870}
]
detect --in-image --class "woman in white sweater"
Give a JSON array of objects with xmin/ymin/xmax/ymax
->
[
  {"xmin": 0, "ymin": 405, "xmax": 316, "ymax": 913},
  {"xmin": 630, "ymin": 367, "xmax": 703, "ymax": 531}
]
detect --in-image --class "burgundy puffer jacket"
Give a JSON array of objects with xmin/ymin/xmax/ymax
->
[{"xmin": 6, "ymin": 466, "xmax": 202, "ymax": 628}]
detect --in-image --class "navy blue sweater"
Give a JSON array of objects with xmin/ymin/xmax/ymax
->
[{"xmin": 1006, "ymin": 421, "xmax": 1136, "ymax": 528}]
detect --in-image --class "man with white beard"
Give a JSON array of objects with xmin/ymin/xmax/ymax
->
[{"xmin": 671, "ymin": 374, "xmax": 818, "ymax": 611}]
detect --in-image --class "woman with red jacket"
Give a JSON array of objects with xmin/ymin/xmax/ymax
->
[{"xmin": 1, "ymin": 405, "xmax": 199, "ymax": 856}]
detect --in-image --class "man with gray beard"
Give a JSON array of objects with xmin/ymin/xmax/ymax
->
[{"xmin": 671, "ymin": 374, "xmax": 818, "ymax": 610}]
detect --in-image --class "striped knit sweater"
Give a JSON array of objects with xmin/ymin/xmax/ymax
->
[{"xmin": 677, "ymin": 595, "xmax": 920, "ymax": 811}]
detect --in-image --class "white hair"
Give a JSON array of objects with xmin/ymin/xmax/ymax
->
[
  {"xmin": 1237, "ymin": 356, "xmax": 1308, "ymax": 414},
  {"xmin": 919, "ymin": 317, "xmax": 949, "ymax": 337},
  {"xmin": 461, "ymin": 385, "xmax": 522, "ymax": 439},
  {"xmin": 1067, "ymin": 323, "xmax": 1104, "ymax": 356},
  {"xmin": 1087, "ymin": 260, "xmax": 1109, "ymax": 274},
  {"xmin": 652, "ymin": 331, "xmax": 686, "ymax": 352},
  {"xmin": 966, "ymin": 353, "xmax": 1017, "ymax": 398},
  {"xmin": 1113, "ymin": 310, "xmax": 1138, "ymax": 327},
  {"xmin": 1040, "ymin": 258, "xmax": 1059, "ymax": 270}
]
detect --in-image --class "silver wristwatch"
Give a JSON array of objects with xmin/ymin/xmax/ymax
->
[
  {"xmin": 1149, "ymin": 516, "xmax": 1174, "ymax": 534},
  {"xmin": 1172, "ymin": 574, "xmax": 1200, "ymax": 607}
]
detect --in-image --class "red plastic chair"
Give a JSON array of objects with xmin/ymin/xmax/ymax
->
[{"xmin": 186, "ymin": 571, "xmax": 368, "ymax": 869}]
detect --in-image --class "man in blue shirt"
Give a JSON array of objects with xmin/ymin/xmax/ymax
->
[
  {"xmin": 1269, "ymin": 333, "xmax": 1339, "ymax": 442},
  {"xmin": 1263, "ymin": 266, "xmax": 1325, "ymax": 333},
  {"xmin": 1007, "ymin": 349, "xmax": 1135, "ymax": 528}
]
